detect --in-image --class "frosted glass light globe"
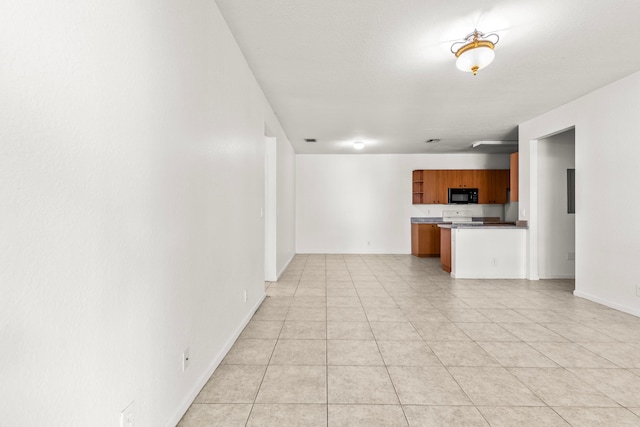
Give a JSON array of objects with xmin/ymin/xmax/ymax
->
[{"xmin": 456, "ymin": 46, "xmax": 495, "ymax": 75}]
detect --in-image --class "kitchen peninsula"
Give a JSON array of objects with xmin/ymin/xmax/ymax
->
[{"xmin": 439, "ymin": 223, "xmax": 527, "ymax": 279}]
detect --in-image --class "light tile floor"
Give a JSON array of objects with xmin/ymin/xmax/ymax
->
[{"xmin": 178, "ymin": 254, "xmax": 640, "ymax": 426}]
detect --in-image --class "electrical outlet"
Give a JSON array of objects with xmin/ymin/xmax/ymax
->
[
  {"xmin": 492, "ymin": 258, "xmax": 497, "ymax": 266},
  {"xmin": 120, "ymin": 401, "xmax": 135, "ymax": 427},
  {"xmin": 183, "ymin": 348, "xmax": 190, "ymax": 372},
  {"xmin": 367, "ymin": 241, "xmax": 371, "ymax": 246},
  {"xmin": 243, "ymin": 289, "xmax": 247, "ymax": 303}
]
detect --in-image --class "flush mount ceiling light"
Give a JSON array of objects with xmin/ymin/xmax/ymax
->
[
  {"xmin": 451, "ymin": 29, "xmax": 499, "ymax": 76},
  {"xmin": 353, "ymin": 141, "xmax": 365, "ymax": 150}
]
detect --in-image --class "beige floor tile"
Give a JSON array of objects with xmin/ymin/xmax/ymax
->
[
  {"xmin": 508, "ymin": 367, "xmax": 619, "ymax": 407},
  {"xmin": 279, "ymin": 321, "xmax": 326, "ymax": 340},
  {"xmin": 403, "ymin": 405, "xmax": 488, "ymax": 427},
  {"xmin": 222, "ymin": 339, "xmax": 276, "ymax": 365},
  {"xmin": 579, "ymin": 342, "xmax": 640, "ymax": 368},
  {"xmin": 477, "ymin": 342, "xmax": 558, "ymax": 368},
  {"xmin": 369, "ymin": 321, "xmax": 422, "ymax": 341},
  {"xmin": 327, "ymin": 306, "xmax": 368, "ymax": 322},
  {"xmin": 477, "ymin": 406, "xmax": 569, "ymax": 427},
  {"xmin": 377, "ymin": 341, "xmax": 442, "ymax": 367},
  {"xmin": 270, "ymin": 339, "xmax": 327, "ymax": 365},
  {"xmin": 512, "ymin": 309, "xmax": 573, "ymax": 323},
  {"xmin": 629, "ymin": 408, "xmax": 640, "ymax": 417},
  {"xmin": 286, "ymin": 306, "xmax": 327, "ymax": 321},
  {"xmin": 247, "ymin": 404, "xmax": 327, "ymax": 427},
  {"xmin": 412, "ymin": 322, "xmax": 472, "ymax": 342},
  {"xmin": 326, "ymin": 288, "xmax": 358, "ymax": 297},
  {"xmin": 329, "ymin": 404, "xmax": 408, "ymax": 426},
  {"xmin": 552, "ymin": 407, "xmax": 640, "ymax": 427},
  {"xmin": 438, "ymin": 308, "xmax": 490, "ymax": 323},
  {"xmin": 365, "ymin": 307, "xmax": 408, "ymax": 322},
  {"xmin": 543, "ymin": 323, "xmax": 618, "ymax": 342},
  {"xmin": 359, "ymin": 296, "xmax": 398, "ymax": 308},
  {"xmin": 355, "ymin": 288, "xmax": 388, "ymax": 297},
  {"xmin": 252, "ymin": 305, "xmax": 289, "ymax": 321},
  {"xmin": 567, "ymin": 368, "xmax": 640, "ymax": 407},
  {"xmin": 256, "ymin": 365, "xmax": 327, "ymax": 404},
  {"xmin": 327, "ymin": 340, "xmax": 384, "ymax": 366},
  {"xmin": 177, "ymin": 404, "xmax": 252, "ymax": 427},
  {"xmin": 528, "ymin": 342, "xmax": 619, "ymax": 368},
  {"xmin": 327, "ymin": 280, "xmax": 356, "ymax": 289},
  {"xmin": 327, "ymin": 296, "xmax": 363, "ymax": 308},
  {"xmin": 327, "ymin": 321, "xmax": 374, "ymax": 340},
  {"xmin": 293, "ymin": 287, "xmax": 326, "ymax": 297},
  {"xmin": 631, "ymin": 369, "xmax": 640, "ymax": 378},
  {"xmin": 328, "ymin": 366, "xmax": 399, "ymax": 404},
  {"xmin": 266, "ymin": 287, "xmax": 296, "ymax": 297},
  {"xmin": 428, "ymin": 341, "xmax": 500, "ymax": 367},
  {"xmin": 498, "ymin": 322, "xmax": 568, "ymax": 342},
  {"xmin": 239, "ymin": 320, "xmax": 283, "ymax": 339},
  {"xmin": 449, "ymin": 367, "xmax": 543, "ymax": 406},
  {"xmin": 475, "ymin": 309, "xmax": 532, "ymax": 323},
  {"xmin": 403, "ymin": 310, "xmax": 451, "ymax": 323},
  {"xmin": 195, "ymin": 365, "xmax": 266, "ymax": 403},
  {"xmin": 456, "ymin": 323, "xmax": 520, "ymax": 342},
  {"xmin": 387, "ymin": 366, "xmax": 471, "ymax": 405}
]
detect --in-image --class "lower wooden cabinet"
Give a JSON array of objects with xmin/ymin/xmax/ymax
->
[
  {"xmin": 411, "ymin": 223, "xmax": 441, "ymax": 257},
  {"xmin": 440, "ymin": 227, "xmax": 451, "ymax": 272}
]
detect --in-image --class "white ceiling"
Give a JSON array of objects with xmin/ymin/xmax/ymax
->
[{"xmin": 215, "ymin": 0, "xmax": 640, "ymax": 154}]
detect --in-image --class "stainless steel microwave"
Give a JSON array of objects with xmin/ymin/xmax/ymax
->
[{"xmin": 448, "ymin": 188, "xmax": 478, "ymax": 204}]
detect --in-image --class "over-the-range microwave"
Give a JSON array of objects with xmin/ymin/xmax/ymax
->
[{"xmin": 448, "ymin": 188, "xmax": 478, "ymax": 204}]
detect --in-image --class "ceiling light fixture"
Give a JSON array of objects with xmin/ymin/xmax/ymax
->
[
  {"xmin": 353, "ymin": 141, "xmax": 365, "ymax": 150},
  {"xmin": 451, "ymin": 29, "xmax": 499, "ymax": 76}
]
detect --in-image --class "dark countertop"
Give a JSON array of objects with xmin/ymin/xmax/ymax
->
[
  {"xmin": 438, "ymin": 222, "xmax": 528, "ymax": 229},
  {"xmin": 411, "ymin": 216, "xmax": 501, "ymax": 224}
]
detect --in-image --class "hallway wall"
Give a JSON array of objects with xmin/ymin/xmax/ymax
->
[{"xmin": 0, "ymin": 1, "xmax": 293, "ymax": 425}]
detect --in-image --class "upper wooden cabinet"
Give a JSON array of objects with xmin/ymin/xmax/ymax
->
[
  {"xmin": 510, "ymin": 152, "xmax": 519, "ymax": 202},
  {"xmin": 422, "ymin": 170, "xmax": 447, "ymax": 204},
  {"xmin": 412, "ymin": 169, "xmax": 509, "ymax": 205},
  {"xmin": 479, "ymin": 170, "xmax": 509, "ymax": 204}
]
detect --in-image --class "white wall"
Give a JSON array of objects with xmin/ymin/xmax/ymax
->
[
  {"xmin": 519, "ymin": 70, "xmax": 640, "ymax": 317},
  {"xmin": 0, "ymin": 1, "xmax": 294, "ymax": 426},
  {"xmin": 276, "ymin": 137, "xmax": 297, "ymax": 276},
  {"xmin": 296, "ymin": 154, "xmax": 509, "ymax": 254},
  {"xmin": 538, "ymin": 130, "xmax": 576, "ymax": 278}
]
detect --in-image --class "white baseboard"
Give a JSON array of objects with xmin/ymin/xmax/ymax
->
[
  {"xmin": 167, "ymin": 292, "xmax": 266, "ymax": 427},
  {"xmin": 276, "ymin": 253, "xmax": 295, "ymax": 280},
  {"xmin": 573, "ymin": 290, "xmax": 640, "ymax": 318}
]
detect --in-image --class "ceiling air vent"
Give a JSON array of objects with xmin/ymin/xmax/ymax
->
[{"xmin": 304, "ymin": 138, "xmax": 317, "ymax": 143}]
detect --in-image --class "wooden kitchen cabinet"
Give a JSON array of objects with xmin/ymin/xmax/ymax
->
[
  {"xmin": 412, "ymin": 169, "xmax": 509, "ymax": 205},
  {"xmin": 440, "ymin": 227, "xmax": 451, "ymax": 272},
  {"xmin": 411, "ymin": 223, "xmax": 441, "ymax": 257},
  {"xmin": 445, "ymin": 170, "xmax": 477, "ymax": 188},
  {"xmin": 422, "ymin": 170, "xmax": 447, "ymax": 204},
  {"xmin": 478, "ymin": 170, "xmax": 509, "ymax": 204},
  {"xmin": 510, "ymin": 152, "xmax": 519, "ymax": 202},
  {"xmin": 412, "ymin": 170, "xmax": 424, "ymax": 204}
]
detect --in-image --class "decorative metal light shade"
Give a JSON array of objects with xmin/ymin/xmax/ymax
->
[{"xmin": 451, "ymin": 29, "xmax": 499, "ymax": 75}]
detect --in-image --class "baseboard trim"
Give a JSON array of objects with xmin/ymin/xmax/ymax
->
[
  {"xmin": 167, "ymin": 292, "xmax": 266, "ymax": 427},
  {"xmin": 573, "ymin": 290, "xmax": 640, "ymax": 318}
]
